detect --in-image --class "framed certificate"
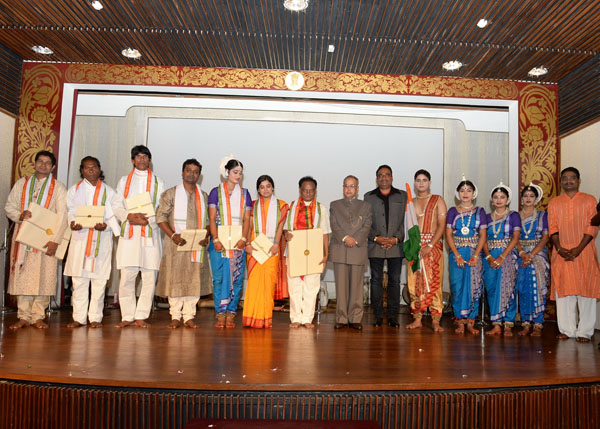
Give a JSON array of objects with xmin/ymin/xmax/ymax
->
[
  {"xmin": 125, "ymin": 192, "xmax": 155, "ymax": 217},
  {"xmin": 75, "ymin": 205, "xmax": 105, "ymax": 229},
  {"xmin": 217, "ymin": 225, "xmax": 243, "ymax": 251},
  {"xmin": 287, "ymin": 228, "xmax": 324, "ymax": 277},
  {"xmin": 176, "ymin": 229, "xmax": 208, "ymax": 252}
]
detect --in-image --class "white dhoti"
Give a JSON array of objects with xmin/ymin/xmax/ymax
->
[
  {"xmin": 555, "ymin": 293, "xmax": 597, "ymax": 339},
  {"xmin": 288, "ymin": 273, "xmax": 321, "ymax": 324}
]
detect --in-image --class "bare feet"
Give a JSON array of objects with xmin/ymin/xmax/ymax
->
[
  {"xmin": 89, "ymin": 322, "xmax": 102, "ymax": 328},
  {"xmin": 576, "ymin": 337, "xmax": 591, "ymax": 343},
  {"xmin": 432, "ymin": 319, "xmax": 445, "ymax": 333},
  {"xmin": 225, "ymin": 315, "xmax": 236, "ymax": 328},
  {"xmin": 531, "ymin": 326, "xmax": 542, "ymax": 337},
  {"xmin": 466, "ymin": 323, "xmax": 480, "ymax": 335},
  {"xmin": 556, "ymin": 333, "xmax": 569, "ymax": 339},
  {"xmin": 303, "ymin": 323, "xmax": 315, "ymax": 329},
  {"xmin": 168, "ymin": 319, "xmax": 181, "ymax": 329},
  {"xmin": 32, "ymin": 319, "xmax": 48, "ymax": 329},
  {"xmin": 454, "ymin": 322, "xmax": 465, "ymax": 334},
  {"xmin": 184, "ymin": 319, "xmax": 199, "ymax": 329},
  {"xmin": 215, "ymin": 317, "xmax": 226, "ymax": 328},
  {"xmin": 405, "ymin": 319, "xmax": 422, "ymax": 330},
  {"xmin": 115, "ymin": 320, "xmax": 134, "ymax": 329},
  {"xmin": 503, "ymin": 326, "xmax": 513, "ymax": 337},
  {"xmin": 67, "ymin": 321, "xmax": 84, "ymax": 328},
  {"xmin": 289, "ymin": 322, "xmax": 301, "ymax": 328},
  {"xmin": 9, "ymin": 319, "xmax": 30, "ymax": 330},
  {"xmin": 134, "ymin": 319, "xmax": 150, "ymax": 328},
  {"xmin": 518, "ymin": 325, "xmax": 531, "ymax": 336},
  {"xmin": 486, "ymin": 325, "xmax": 502, "ymax": 336}
]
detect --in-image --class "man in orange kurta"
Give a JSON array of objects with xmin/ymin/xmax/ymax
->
[{"xmin": 548, "ymin": 167, "xmax": 600, "ymax": 342}]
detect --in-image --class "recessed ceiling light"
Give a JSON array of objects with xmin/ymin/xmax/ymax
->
[
  {"xmin": 442, "ymin": 60, "xmax": 463, "ymax": 71},
  {"xmin": 477, "ymin": 19, "xmax": 488, "ymax": 28},
  {"xmin": 90, "ymin": 1, "xmax": 103, "ymax": 10},
  {"xmin": 32, "ymin": 45, "xmax": 53, "ymax": 55},
  {"xmin": 284, "ymin": 0, "xmax": 309, "ymax": 12},
  {"xmin": 328, "ymin": 44, "xmax": 335, "ymax": 53},
  {"xmin": 528, "ymin": 66, "xmax": 548, "ymax": 77},
  {"xmin": 122, "ymin": 48, "xmax": 141, "ymax": 59}
]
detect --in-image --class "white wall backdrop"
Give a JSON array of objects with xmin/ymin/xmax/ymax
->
[{"xmin": 147, "ymin": 118, "xmax": 444, "ymax": 205}]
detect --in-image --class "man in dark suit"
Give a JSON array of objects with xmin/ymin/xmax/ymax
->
[
  {"xmin": 364, "ymin": 165, "xmax": 407, "ymax": 327},
  {"xmin": 330, "ymin": 175, "xmax": 372, "ymax": 330}
]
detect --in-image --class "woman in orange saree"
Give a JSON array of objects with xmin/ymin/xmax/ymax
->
[{"xmin": 243, "ymin": 175, "xmax": 289, "ymax": 328}]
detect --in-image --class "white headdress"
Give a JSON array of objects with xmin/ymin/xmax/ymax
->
[
  {"xmin": 219, "ymin": 154, "xmax": 234, "ymax": 179},
  {"xmin": 523, "ymin": 182, "xmax": 543, "ymax": 205},
  {"xmin": 455, "ymin": 174, "xmax": 478, "ymax": 200},
  {"xmin": 491, "ymin": 181, "xmax": 513, "ymax": 205}
]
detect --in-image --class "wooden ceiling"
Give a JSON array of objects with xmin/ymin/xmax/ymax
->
[{"xmin": 0, "ymin": 0, "xmax": 599, "ymax": 132}]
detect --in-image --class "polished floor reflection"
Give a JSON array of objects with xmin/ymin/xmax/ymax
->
[{"xmin": 0, "ymin": 308, "xmax": 598, "ymax": 391}]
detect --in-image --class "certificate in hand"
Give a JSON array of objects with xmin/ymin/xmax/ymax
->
[
  {"xmin": 251, "ymin": 233, "xmax": 274, "ymax": 265},
  {"xmin": 217, "ymin": 225, "xmax": 243, "ymax": 250},
  {"xmin": 288, "ymin": 228, "xmax": 324, "ymax": 277},
  {"xmin": 16, "ymin": 202, "xmax": 71, "ymax": 259},
  {"xmin": 75, "ymin": 205, "xmax": 105, "ymax": 229},
  {"xmin": 176, "ymin": 229, "xmax": 208, "ymax": 252},
  {"xmin": 125, "ymin": 192, "xmax": 155, "ymax": 217}
]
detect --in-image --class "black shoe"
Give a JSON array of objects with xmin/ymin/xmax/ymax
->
[
  {"xmin": 350, "ymin": 323, "xmax": 363, "ymax": 330},
  {"xmin": 334, "ymin": 323, "xmax": 348, "ymax": 329},
  {"xmin": 387, "ymin": 318, "xmax": 400, "ymax": 327},
  {"xmin": 373, "ymin": 318, "xmax": 383, "ymax": 327}
]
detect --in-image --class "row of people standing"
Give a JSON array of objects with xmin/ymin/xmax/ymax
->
[
  {"xmin": 6, "ymin": 148, "xmax": 599, "ymax": 341},
  {"xmin": 448, "ymin": 168, "xmax": 600, "ymax": 341}
]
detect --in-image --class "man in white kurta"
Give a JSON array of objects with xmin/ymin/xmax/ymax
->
[
  {"xmin": 5, "ymin": 150, "xmax": 68, "ymax": 330},
  {"xmin": 64, "ymin": 156, "xmax": 122, "ymax": 328},
  {"xmin": 113, "ymin": 145, "xmax": 165, "ymax": 328},
  {"xmin": 284, "ymin": 177, "xmax": 331, "ymax": 328}
]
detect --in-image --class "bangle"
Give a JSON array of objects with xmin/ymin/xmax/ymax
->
[
  {"xmin": 485, "ymin": 255, "xmax": 492, "ymax": 261},
  {"xmin": 374, "ymin": 236, "xmax": 379, "ymax": 243},
  {"xmin": 427, "ymin": 243, "xmax": 434, "ymax": 248},
  {"xmin": 498, "ymin": 255, "xmax": 505, "ymax": 260},
  {"xmin": 519, "ymin": 250, "xmax": 526, "ymax": 256},
  {"xmin": 274, "ymin": 240, "xmax": 279, "ymax": 244},
  {"xmin": 170, "ymin": 232, "xmax": 177, "ymax": 240},
  {"xmin": 240, "ymin": 237, "xmax": 248, "ymax": 243},
  {"xmin": 213, "ymin": 238, "xmax": 220, "ymax": 244}
]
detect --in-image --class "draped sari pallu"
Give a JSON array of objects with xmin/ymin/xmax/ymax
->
[{"xmin": 244, "ymin": 197, "xmax": 288, "ymax": 328}]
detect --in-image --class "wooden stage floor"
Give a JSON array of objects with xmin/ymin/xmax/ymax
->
[{"xmin": 1, "ymin": 307, "xmax": 599, "ymax": 392}]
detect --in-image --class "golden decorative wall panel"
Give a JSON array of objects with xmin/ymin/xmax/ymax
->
[{"xmin": 14, "ymin": 63, "xmax": 558, "ymax": 202}]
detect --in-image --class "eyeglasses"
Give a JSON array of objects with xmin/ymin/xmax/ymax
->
[{"xmin": 343, "ymin": 184, "xmax": 357, "ymax": 188}]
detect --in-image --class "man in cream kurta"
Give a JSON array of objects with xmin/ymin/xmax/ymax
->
[
  {"xmin": 284, "ymin": 176, "xmax": 331, "ymax": 329},
  {"xmin": 113, "ymin": 145, "xmax": 165, "ymax": 328},
  {"xmin": 156, "ymin": 159, "xmax": 212, "ymax": 329},
  {"xmin": 5, "ymin": 150, "xmax": 68, "ymax": 330},
  {"xmin": 64, "ymin": 156, "xmax": 122, "ymax": 328}
]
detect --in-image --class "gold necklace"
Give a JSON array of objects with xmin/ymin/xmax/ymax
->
[
  {"xmin": 492, "ymin": 209, "xmax": 508, "ymax": 238},
  {"xmin": 520, "ymin": 209, "xmax": 536, "ymax": 237}
]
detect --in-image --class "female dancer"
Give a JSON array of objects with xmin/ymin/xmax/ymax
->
[
  {"xmin": 207, "ymin": 158, "xmax": 252, "ymax": 328},
  {"xmin": 482, "ymin": 183, "xmax": 521, "ymax": 336},
  {"xmin": 515, "ymin": 183, "xmax": 549, "ymax": 336},
  {"xmin": 243, "ymin": 175, "xmax": 289, "ymax": 328},
  {"xmin": 446, "ymin": 178, "xmax": 487, "ymax": 334}
]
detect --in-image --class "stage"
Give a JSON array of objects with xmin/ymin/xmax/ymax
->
[{"xmin": 1, "ymin": 307, "xmax": 599, "ymax": 428}]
